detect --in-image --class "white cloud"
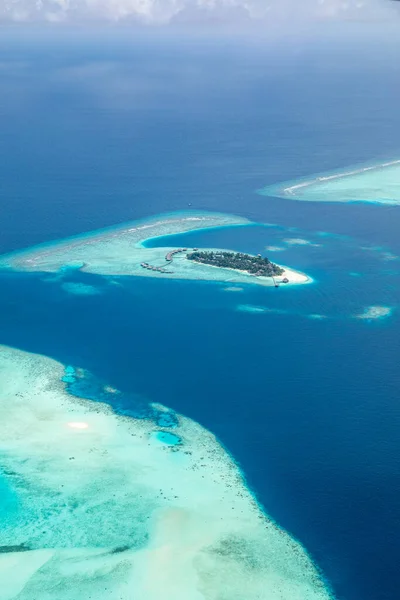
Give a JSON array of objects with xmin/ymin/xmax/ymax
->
[{"xmin": 0, "ymin": 0, "xmax": 397, "ymax": 23}]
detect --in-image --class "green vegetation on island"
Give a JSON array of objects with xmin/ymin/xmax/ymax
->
[{"xmin": 187, "ymin": 251, "xmax": 285, "ymax": 277}]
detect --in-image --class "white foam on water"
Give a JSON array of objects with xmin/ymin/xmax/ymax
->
[
  {"xmin": 236, "ymin": 305, "xmax": 289, "ymax": 316},
  {"xmin": 381, "ymin": 252, "xmax": 399, "ymax": 262},
  {"xmin": 284, "ymin": 239, "xmax": 321, "ymax": 248},
  {"xmin": 236, "ymin": 304, "xmax": 266, "ymax": 314},
  {"xmin": 265, "ymin": 246, "xmax": 286, "ymax": 252},
  {"xmin": 223, "ymin": 286, "xmax": 244, "ymax": 293}
]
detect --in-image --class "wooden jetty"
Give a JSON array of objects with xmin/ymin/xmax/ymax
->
[
  {"xmin": 140, "ymin": 262, "xmax": 172, "ymax": 274},
  {"xmin": 140, "ymin": 247, "xmax": 190, "ymax": 274},
  {"xmin": 165, "ymin": 248, "xmax": 188, "ymax": 262}
]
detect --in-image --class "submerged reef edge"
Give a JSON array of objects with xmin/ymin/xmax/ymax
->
[{"xmin": 0, "ymin": 344, "xmax": 334, "ymax": 600}]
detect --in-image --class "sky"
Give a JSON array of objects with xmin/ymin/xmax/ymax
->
[{"xmin": 0, "ymin": 0, "xmax": 399, "ymax": 24}]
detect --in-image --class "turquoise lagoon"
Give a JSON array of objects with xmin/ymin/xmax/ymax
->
[{"xmin": 0, "ymin": 478, "xmax": 17, "ymax": 526}]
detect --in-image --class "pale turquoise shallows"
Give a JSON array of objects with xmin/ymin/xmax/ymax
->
[
  {"xmin": 259, "ymin": 159, "xmax": 400, "ymax": 204},
  {"xmin": 0, "ymin": 345, "xmax": 333, "ymax": 600}
]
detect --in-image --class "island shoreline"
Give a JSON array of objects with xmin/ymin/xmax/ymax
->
[{"xmin": 0, "ymin": 211, "xmax": 312, "ymax": 288}]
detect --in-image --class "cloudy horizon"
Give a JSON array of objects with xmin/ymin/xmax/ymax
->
[{"xmin": 0, "ymin": 0, "xmax": 399, "ymax": 24}]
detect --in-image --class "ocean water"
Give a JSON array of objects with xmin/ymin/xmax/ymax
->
[{"xmin": 1, "ymin": 29, "xmax": 400, "ymax": 600}]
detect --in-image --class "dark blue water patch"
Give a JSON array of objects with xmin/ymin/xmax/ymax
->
[
  {"xmin": 1, "ymin": 34, "xmax": 400, "ymax": 260},
  {"xmin": 59, "ymin": 364, "xmax": 178, "ymax": 427},
  {"xmin": 144, "ymin": 223, "xmax": 330, "ymax": 254},
  {"xmin": 155, "ymin": 412, "xmax": 179, "ymax": 428}
]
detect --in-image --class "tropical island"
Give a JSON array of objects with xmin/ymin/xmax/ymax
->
[
  {"xmin": 0, "ymin": 211, "xmax": 310, "ymax": 286},
  {"xmin": 187, "ymin": 250, "xmax": 286, "ymax": 278}
]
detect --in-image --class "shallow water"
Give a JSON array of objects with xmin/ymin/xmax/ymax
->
[
  {"xmin": 0, "ymin": 478, "xmax": 17, "ymax": 526},
  {"xmin": 259, "ymin": 160, "xmax": 400, "ymax": 204}
]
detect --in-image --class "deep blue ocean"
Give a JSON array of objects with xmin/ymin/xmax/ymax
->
[{"xmin": 1, "ymin": 27, "xmax": 400, "ymax": 600}]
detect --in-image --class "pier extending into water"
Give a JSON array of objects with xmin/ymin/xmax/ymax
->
[
  {"xmin": 140, "ymin": 248, "xmax": 196, "ymax": 274},
  {"xmin": 165, "ymin": 248, "xmax": 188, "ymax": 262},
  {"xmin": 140, "ymin": 262, "xmax": 172, "ymax": 274}
]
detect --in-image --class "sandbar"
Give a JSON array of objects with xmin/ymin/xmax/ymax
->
[{"xmin": 259, "ymin": 159, "xmax": 400, "ymax": 204}]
